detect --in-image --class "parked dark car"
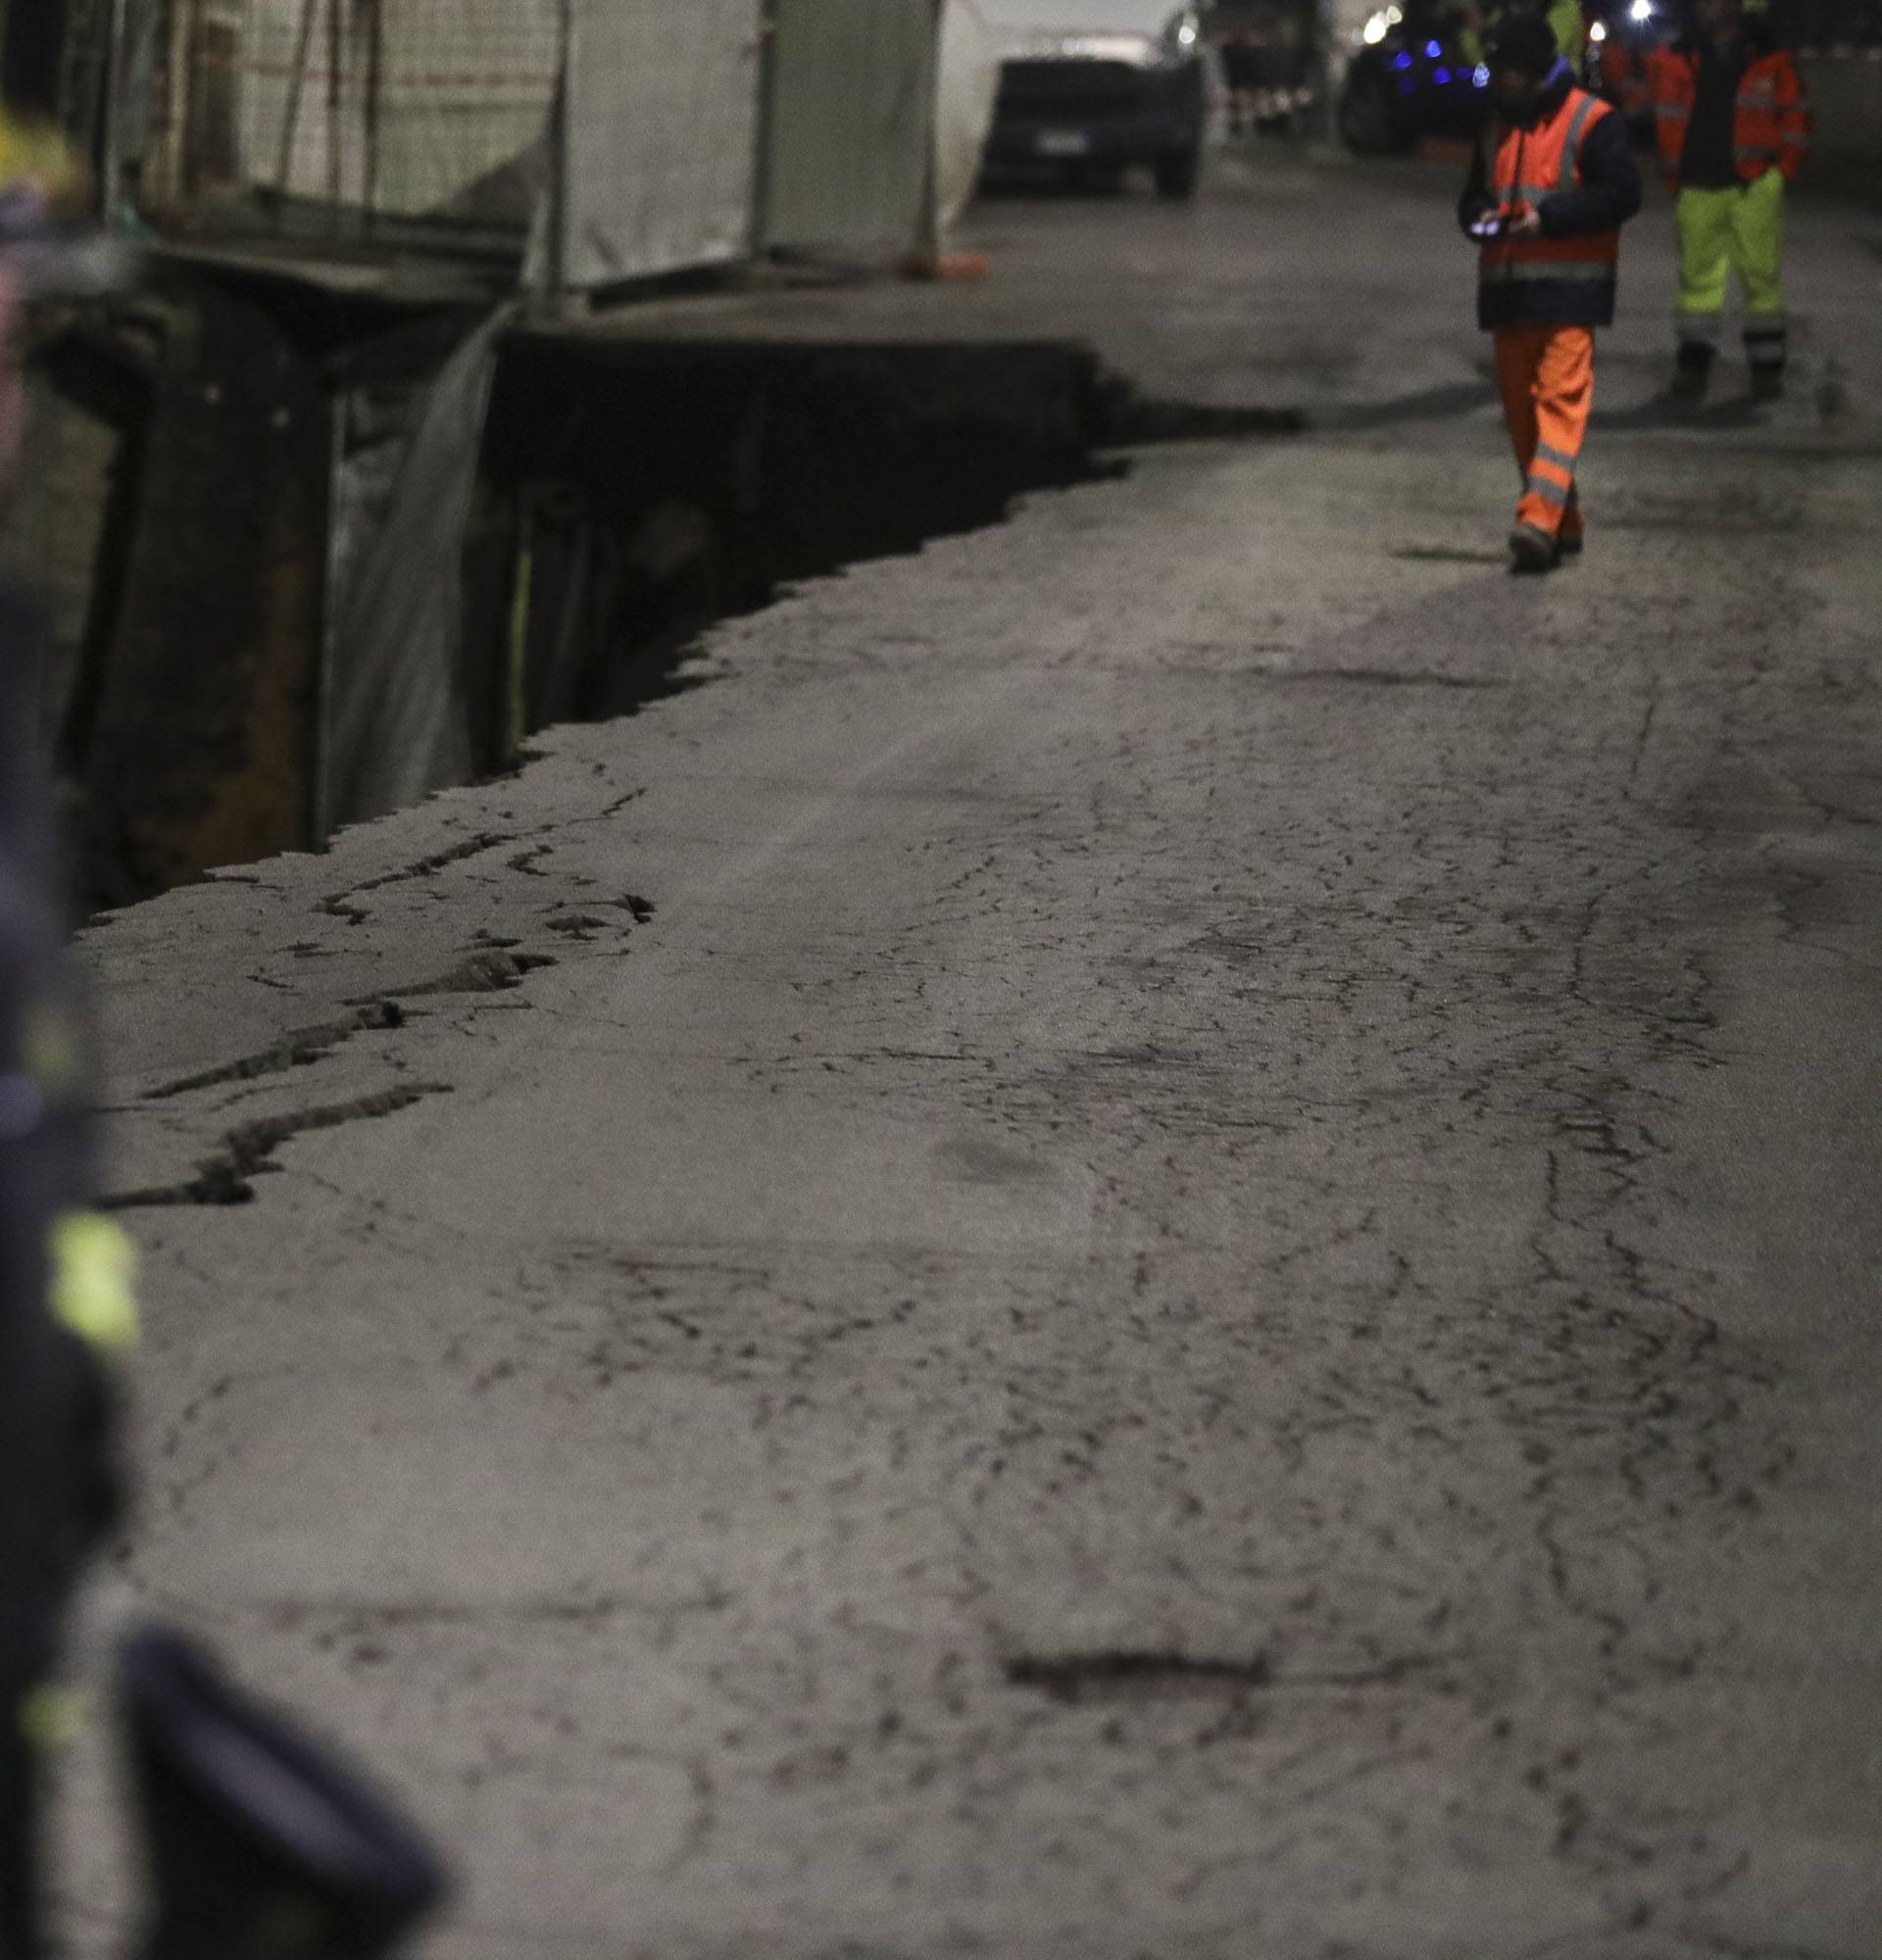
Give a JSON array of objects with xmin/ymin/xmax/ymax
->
[
  {"xmin": 982, "ymin": 4, "xmax": 1210, "ymax": 198},
  {"xmin": 1337, "ymin": 2, "xmax": 1491, "ymax": 154}
]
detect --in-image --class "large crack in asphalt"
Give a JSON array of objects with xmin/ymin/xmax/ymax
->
[
  {"xmin": 102, "ymin": 1083, "xmax": 453, "ymax": 1208},
  {"xmin": 143, "ymin": 1002, "xmax": 408, "ymax": 1100}
]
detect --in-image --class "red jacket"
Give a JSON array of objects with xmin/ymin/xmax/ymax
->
[{"xmin": 1646, "ymin": 42, "xmax": 1809, "ymax": 191}]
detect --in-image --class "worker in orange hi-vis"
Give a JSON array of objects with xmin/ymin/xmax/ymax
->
[{"xmin": 1459, "ymin": 9, "xmax": 1643, "ymax": 572}]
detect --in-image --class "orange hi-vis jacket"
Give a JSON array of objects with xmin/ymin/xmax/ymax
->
[
  {"xmin": 1478, "ymin": 84, "xmax": 1622, "ymax": 325},
  {"xmin": 1646, "ymin": 45, "xmax": 1809, "ymax": 191},
  {"xmin": 1598, "ymin": 38, "xmax": 1649, "ymax": 122}
]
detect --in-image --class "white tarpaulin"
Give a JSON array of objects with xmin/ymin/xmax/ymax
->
[
  {"xmin": 762, "ymin": 0, "xmax": 937, "ymax": 256},
  {"xmin": 322, "ymin": 314, "xmax": 509, "ymax": 830},
  {"xmin": 935, "ymin": 0, "xmax": 1000, "ymax": 234},
  {"xmin": 562, "ymin": 0, "xmax": 765, "ymax": 287}
]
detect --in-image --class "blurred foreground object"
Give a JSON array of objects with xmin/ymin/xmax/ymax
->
[
  {"xmin": 123, "ymin": 1628, "xmax": 449, "ymax": 1960},
  {"xmin": 0, "ymin": 129, "xmax": 447, "ymax": 1957}
]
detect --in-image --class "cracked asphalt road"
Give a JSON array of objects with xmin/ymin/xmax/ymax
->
[{"xmin": 53, "ymin": 158, "xmax": 1882, "ymax": 1957}]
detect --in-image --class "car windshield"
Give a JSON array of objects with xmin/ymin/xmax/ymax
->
[{"xmin": 979, "ymin": 0, "xmax": 1176, "ymax": 33}]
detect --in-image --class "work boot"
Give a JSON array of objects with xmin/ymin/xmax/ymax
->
[
  {"xmin": 1555, "ymin": 530, "xmax": 1584, "ymax": 563},
  {"xmin": 1669, "ymin": 346, "xmax": 1713, "ymax": 403},
  {"xmin": 1509, "ymin": 523, "xmax": 1557, "ymax": 573}
]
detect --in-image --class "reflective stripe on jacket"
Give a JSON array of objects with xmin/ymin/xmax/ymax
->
[
  {"xmin": 1479, "ymin": 87, "xmax": 1620, "ymax": 312},
  {"xmin": 1647, "ymin": 46, "xmax": 1810, "ymax": 189}
]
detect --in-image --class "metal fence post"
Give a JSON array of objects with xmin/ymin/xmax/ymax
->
[
  {"xmin": 748, "ymin": 0, "xmax": 780, "ymax": 264},
  {"xmin": 277, "ymin": 0, "xmax": 321, "ymax": 201},
  {"xmin": 911, "ymin": 0, "xmax": 946, "ymax": 268},
  {"xmin": 101, "ymin": 0, "xmax": 126, "ymax": 219},
  {"xmin": 536, "ymin": 0, "xmax": 572, "ymax": 306}
]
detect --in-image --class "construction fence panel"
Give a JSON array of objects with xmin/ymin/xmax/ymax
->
[
  {"xmin": 147, "ymin": 0, "xmax": 561, "ymax": 239},
  {"xmin": 562, "ymin": 0, "xmax": 764, "ymax": 288}
]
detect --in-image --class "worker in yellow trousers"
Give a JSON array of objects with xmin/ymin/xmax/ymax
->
[{"xmin": 1647, "ymin": 0, "xmax": 1809, "ymax": 399}]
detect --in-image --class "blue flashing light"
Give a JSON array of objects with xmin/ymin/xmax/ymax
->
[
  {"xmin": 1472, "ymin": 63, "xmax": 1489, "ymax": 85},
  {"xmin": 1392, "ymin": 49, "xmax": 1413, "ymax": 68},
  {"xmin": 1432, "ymin": 64, "xmax": 1452, "ymax": 82},
  {"xmin": 1425, "ymin": 38, "xmax": 1443, "ymax": 56}
]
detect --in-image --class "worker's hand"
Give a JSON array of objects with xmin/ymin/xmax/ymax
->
[{"xmin": 1507, "ymin": 207, "xmax": 1545, "ymax": 238}]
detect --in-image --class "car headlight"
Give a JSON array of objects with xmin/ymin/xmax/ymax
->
[
  {"xmin": 1360, "ymin": 7, "xmax": 1404, "ymax": 47},
  {"xmin": 1159, "ymin": 10, "xmax": 1202, "ymax": 63}
]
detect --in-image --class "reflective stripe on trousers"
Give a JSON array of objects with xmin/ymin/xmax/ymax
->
[{"xmin": 1480, "ymin": 259, "xmax": 1618, "ymax": 283}]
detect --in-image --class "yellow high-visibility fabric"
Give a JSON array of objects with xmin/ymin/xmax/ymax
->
[
  {"xmin": 1547, "ymin": 0, "xmax": 1585, "ymax": 66},
  {"xmin": 49, "ymin": 1212, "xmax": 140, "ymax": 1357},
  {"xmin": 1676, "ymin": 170, "xmax": 1786, "ymax": 327},
  {"xmin": 19, "ymin": 1684, "xmax": 90, "ymax": 1751},
  {"xmin": 0, "ymin": 114, "xmax": 80, "ymax": 197},
  {"xmin": 1462, "ymin": 2, "xmax": 1587, "ymax": 67}
]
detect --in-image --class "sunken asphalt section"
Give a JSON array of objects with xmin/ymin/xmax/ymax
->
[{"xmin": 55, "ymin": 159, "xmax": 1882, "ymax": 1956}]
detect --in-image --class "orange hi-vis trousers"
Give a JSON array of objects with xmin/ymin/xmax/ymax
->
[{"xmin": 1494, "ymin": 324, "xmax": 1593, "ymax": 542}]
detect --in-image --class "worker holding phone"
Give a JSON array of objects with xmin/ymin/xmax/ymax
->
[{"xmin": 1459, "ymin": 9, "xmax": 1642, "ymax": 571}]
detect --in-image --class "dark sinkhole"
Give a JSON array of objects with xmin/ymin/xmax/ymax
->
[
  {"xmin": 28, "ymin": 266, "xmax": 1295, "ymax": 908},
  {"xmin": 469, "ymin": 332, "xmax": 1122, "ymax": 744}
]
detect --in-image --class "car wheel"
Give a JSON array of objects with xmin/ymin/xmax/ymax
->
[
  {"xmin": 1153, "ymin": 145, "xmax": 1201, "ymax": 200},
  {"xmin": 1337, "ymin": 77, "xmax": 1400, "ymax": 156}
]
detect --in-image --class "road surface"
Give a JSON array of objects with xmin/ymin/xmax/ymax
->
[{"xmin": 54, "ymin": 152, "xmax": 1882, "ymax": 1959}]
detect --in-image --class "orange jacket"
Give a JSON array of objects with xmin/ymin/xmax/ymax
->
[
  {"xmin": 1646, "ymin": 43, "xmax": 1809, "ymax": 189},
  {"xmin": 1599, "ymin": 38, "xmax": 1649, "ymax": 121}
]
